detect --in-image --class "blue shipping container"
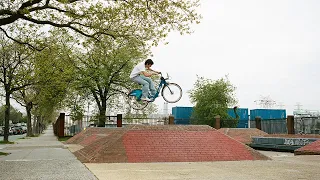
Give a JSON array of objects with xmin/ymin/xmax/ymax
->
[
  {"xmin": 172, "ymin": 106, "xmax": 250, "ymax": 127},
  {"xmin": 250, "ymin": 109, "xmax": 286, "ymax": 120},
  {"xmin": 237, "ymin": 121, "xmax": 249, "ymax": 128},
  {"xmin": 174, "ymin": 119, "xmax": 191, "ymax": 125},
  {"xmin": 227, "ymin": 108, "xmax": 249, "ymax": 121},
  {"xmin": 172, "ymin": 106, "xmax": 194, "ymax": 120}
]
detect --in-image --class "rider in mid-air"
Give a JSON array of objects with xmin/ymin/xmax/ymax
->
[{"xmin": 129, "ymin": 59, "xmax": 160, "ymax": 102}]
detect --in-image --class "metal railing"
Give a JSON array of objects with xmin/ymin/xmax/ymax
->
[{"xmin": 63, "ymin": 115, "xmax": 167, "ymax": 136}]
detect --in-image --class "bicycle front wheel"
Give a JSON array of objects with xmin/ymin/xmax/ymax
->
[{"xmin": 161, "ymin": 83, "xmax": 182, "ymax": 103}]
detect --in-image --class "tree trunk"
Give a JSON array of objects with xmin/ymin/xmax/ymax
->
[
  {"xmin": 98, "ymin": 108, "xmax": 106, "ymax": 127},
  {"xmin": 26, "ymin": 102, "xmax": 33, "ymax": 137},
  {"xmin": 32, "ymin": 115, "xmax": 37, "ymax": 134},
  {"xmin": 35, "ymin": 116, "xmax": 40, "ymax": 134},
  {"xmin": 3, "ymin": 90, "xmax": 11, "ymax": 142},
  {"xmin": 98, "ymin": 99, "xmax": 107, "ymax": 127}
]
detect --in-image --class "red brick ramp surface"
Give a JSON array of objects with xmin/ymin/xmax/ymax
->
[
  {"xmin": 295, "ymin": 140, "xmax": 320, "ymax": 155},
  {"xmin": 66, "ymin": 125, "xmax": 269, "ymax": 163},
  {"xmin": 218, "ymin": 128, "xmax": 268, "ymax": 144}
]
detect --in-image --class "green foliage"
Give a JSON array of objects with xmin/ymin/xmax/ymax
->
[
  {"xmin": 0, "ymin": 152, "xmax": 9, "ymax": 156},
  {"xmin": 1, "ymin": 0, "xmax": 202, "ymax": 128},
  {"xmin": 72, "ymin": 37, "xmax": 150, "ymax": 126},
  {"xmin": 29, "ymin": 134, "xmax": 40, "ymax": 137},
  {"xmin": 0, "ymin": 105, "xmax": 25, "ymax": 125},
  {"xmin": 58, "ymin": 136, "xmax": 73, "ymax": 142},
  {"xmin": 27, "ymin": 29, "xmax": 76, "ymax": 118},
  {"xmin": 70, "ymin": 104, "xmax": 84, "ymax": 122},
  {"xmin": 1, "ymin": 0, "xmax": 202, "ymax": 48},
  {"xmin": 189, "ymin": 75, "xmax": 237, "ymax": 127},
  {"xmin": 0, "ymin": 141, "xmax": 14, "ymax": 144}
]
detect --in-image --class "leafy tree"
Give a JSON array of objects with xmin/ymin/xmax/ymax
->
[
  {"xmin": 0, "ymin": 36, "xmax": 34, "ymax": 142},
  {"xmin": 0, "ymin": 105, "xmax": 25, "ymax": 125},
  {"xmin": 65, "ymin": 92, "xmax": 86, "ymax": 122},
  {"xmin": 12, "ymin": 29, "xmax": 75, "ymax": 136},
  {"xmin": 72, "ymin": 37, "xmax": 148, "ymax": 127},
  {"xmin": 1, "ymin": 0, "xmax": 201, "ymax": 49},
  {"xmin": 189, "ymin": 76, "xmax": 238, "ymax": 127}
]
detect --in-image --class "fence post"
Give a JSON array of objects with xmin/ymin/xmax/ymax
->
[
  {"xmin": 215, "ymin": 115, "xmax": 221, "ymax": 129},
  {"xmin": 58, "ymin": 113, "xmax": 65, "ymax": 138},
  {"xmin": 255, "ymin": 116, "xmax": 262, "ymax": 130},
  {"xmin": 169, "ymin": 115, "xmax": 174, "ymax": 125},
  {"xmin": 287, "ymin": 115, "xmax": 295, "ymax": 134},
  {"xmin": 117, "ymin": 114, "xmax": 122, "ymax": 127}
]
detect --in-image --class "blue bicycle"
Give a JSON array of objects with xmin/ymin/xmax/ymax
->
[{"xmin": 128, "ymin": 73, "xmax": 182, "ymax": 110}]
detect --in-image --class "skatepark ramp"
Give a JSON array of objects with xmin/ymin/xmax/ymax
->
[
  {"xmin": 66, "ymin": 125, "xmax": 270, "ymax": 163},
  {"xmin": 295, "ymin": 139, "xmax": 320, "ymax": 155}
]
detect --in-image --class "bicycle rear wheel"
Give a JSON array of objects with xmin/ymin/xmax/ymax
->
[
  {"xmin": 127, "ymin": 95, "xmax": 149, "ymax": 110},
  {"xmin": 161, "ymin": 83, "xmax": 182, "ymax": 103}
]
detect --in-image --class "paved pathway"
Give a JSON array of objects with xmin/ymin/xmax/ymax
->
[
  {"xmin": 84, "ymin": 151, "xmax": 320, "ymax": 180},
  {"xmin": 0, "ymin": 126, "xmax": 97, "ymax": 180}
]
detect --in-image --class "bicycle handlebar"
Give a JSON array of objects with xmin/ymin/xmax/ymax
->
[{"xmin": 158, "ymin": 72, "xmax": 170, "ymax": 80}]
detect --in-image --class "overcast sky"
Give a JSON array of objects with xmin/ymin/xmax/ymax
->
[
  {"xmin": 151, "ymin": 0, "xmax": 320, "ymax": 115},
  {"xmin": 6, "ymin": 0, "xmax": 320, "ymax": 116}
]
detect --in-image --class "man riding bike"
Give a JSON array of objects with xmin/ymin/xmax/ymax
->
[{"xmin": 129, "ymin": 59, "xmax": 160, "ymax": 102}]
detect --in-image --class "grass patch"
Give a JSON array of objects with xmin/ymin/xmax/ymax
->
[
  {"xmin": 0, "ymin": 152, "xmax": 9, "ymax": 156},
  {"xmin": 29, "ymin": 134, "xmax": 40, "ymax": 137},
  {"xmin": 19, "ymin": 137, "xmax": 31, "ymax": 139},
  {"xmin": 0, "ymin": 141, "xmax": 14, "ymax": 144},
  {"xmin": 58, "ymin": 136, "xmax": 73, "ymax": 142}
]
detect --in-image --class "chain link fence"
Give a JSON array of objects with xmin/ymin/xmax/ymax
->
[
  {"xmin": 295, "ymin": 117, "xmax": 320, "ymax": 134},
  {"xmin": 250, "ymin": 119, "xmax": 288, "ymax": 134}
]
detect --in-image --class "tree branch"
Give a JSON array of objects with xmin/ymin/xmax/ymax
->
[
  {"xmin": 20, "ymin": 15, "xmax": 102, "ymax": 39},
  {"xmin": 108, "ymin": 60, "xmax": 130, "ymax": 85},
  {"xmin": 0, "ymin": 10, "xmax": 13, "ymax": 16},
  {"xmin": 91, "ymin": 88, "xmax": 101, "ymax": 109},
  {"xmin": 11, "ymin": 83, "xmax": 33, "ymax": 93},
  {"xmin": 19, "ymin": 0, "xmax": 42, "ymax": 10},
  {"xmin": 0, "ymin": 27, "xmax": 45, "ymax": 51}
]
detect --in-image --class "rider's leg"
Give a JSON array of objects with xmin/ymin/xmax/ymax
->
[
  {"xmin": 140, "ymin": 75, "xmax": 156, "ymax": 97},
  {"xmin": 131, "ymin": 76, "xmax": 150, "ymax": 99}
]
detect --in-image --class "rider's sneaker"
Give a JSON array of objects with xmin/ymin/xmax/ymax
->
[{"xmin": 141, "ymin": 97, "xmax": 152, "ymax": 101}]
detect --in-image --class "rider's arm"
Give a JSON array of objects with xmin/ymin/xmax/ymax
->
[
  {"xmin": 140, "ymin": 71, "xmax": 154, "ymax": 77},
  {"xmin": 146, "ymin": 67, "xmax": 160, "ymax": 74}
]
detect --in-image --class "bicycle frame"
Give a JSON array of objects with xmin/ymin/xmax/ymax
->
[
  {"xmin": 129, "ymin": 76, "xmax": 168, "ymax": 101},
  {"xmin": 151, "ymin": 77, "xmax": 168, "ymax": 100}
]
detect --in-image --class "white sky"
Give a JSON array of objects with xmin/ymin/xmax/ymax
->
[
  {"xmin": 4, "ymin": 0, "xmax": 320, "ymax": 116},
  {"xmin": 151, "ymin": 0, "xmax": 320, "ymax": 115}
]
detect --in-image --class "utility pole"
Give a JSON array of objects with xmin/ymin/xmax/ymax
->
[
  {"xmin": 254, "ymin": 95, "xmax": 276, "ymax": 109},
  {"xmin": 295, "ymin": 102, "xmax": 303, "ymax": 111},
  {"xmin": 277, "ymin": 102, "xmax": 285, "ymax": 109}
]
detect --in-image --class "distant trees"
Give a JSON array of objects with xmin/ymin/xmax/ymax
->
[
  {"xmin": 0, "ymin": 105, "xmax": 25, "ymax": 126},
  {"xmin": 189, "ymin": 76, "xmax": 238, "ymax": 127}
]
